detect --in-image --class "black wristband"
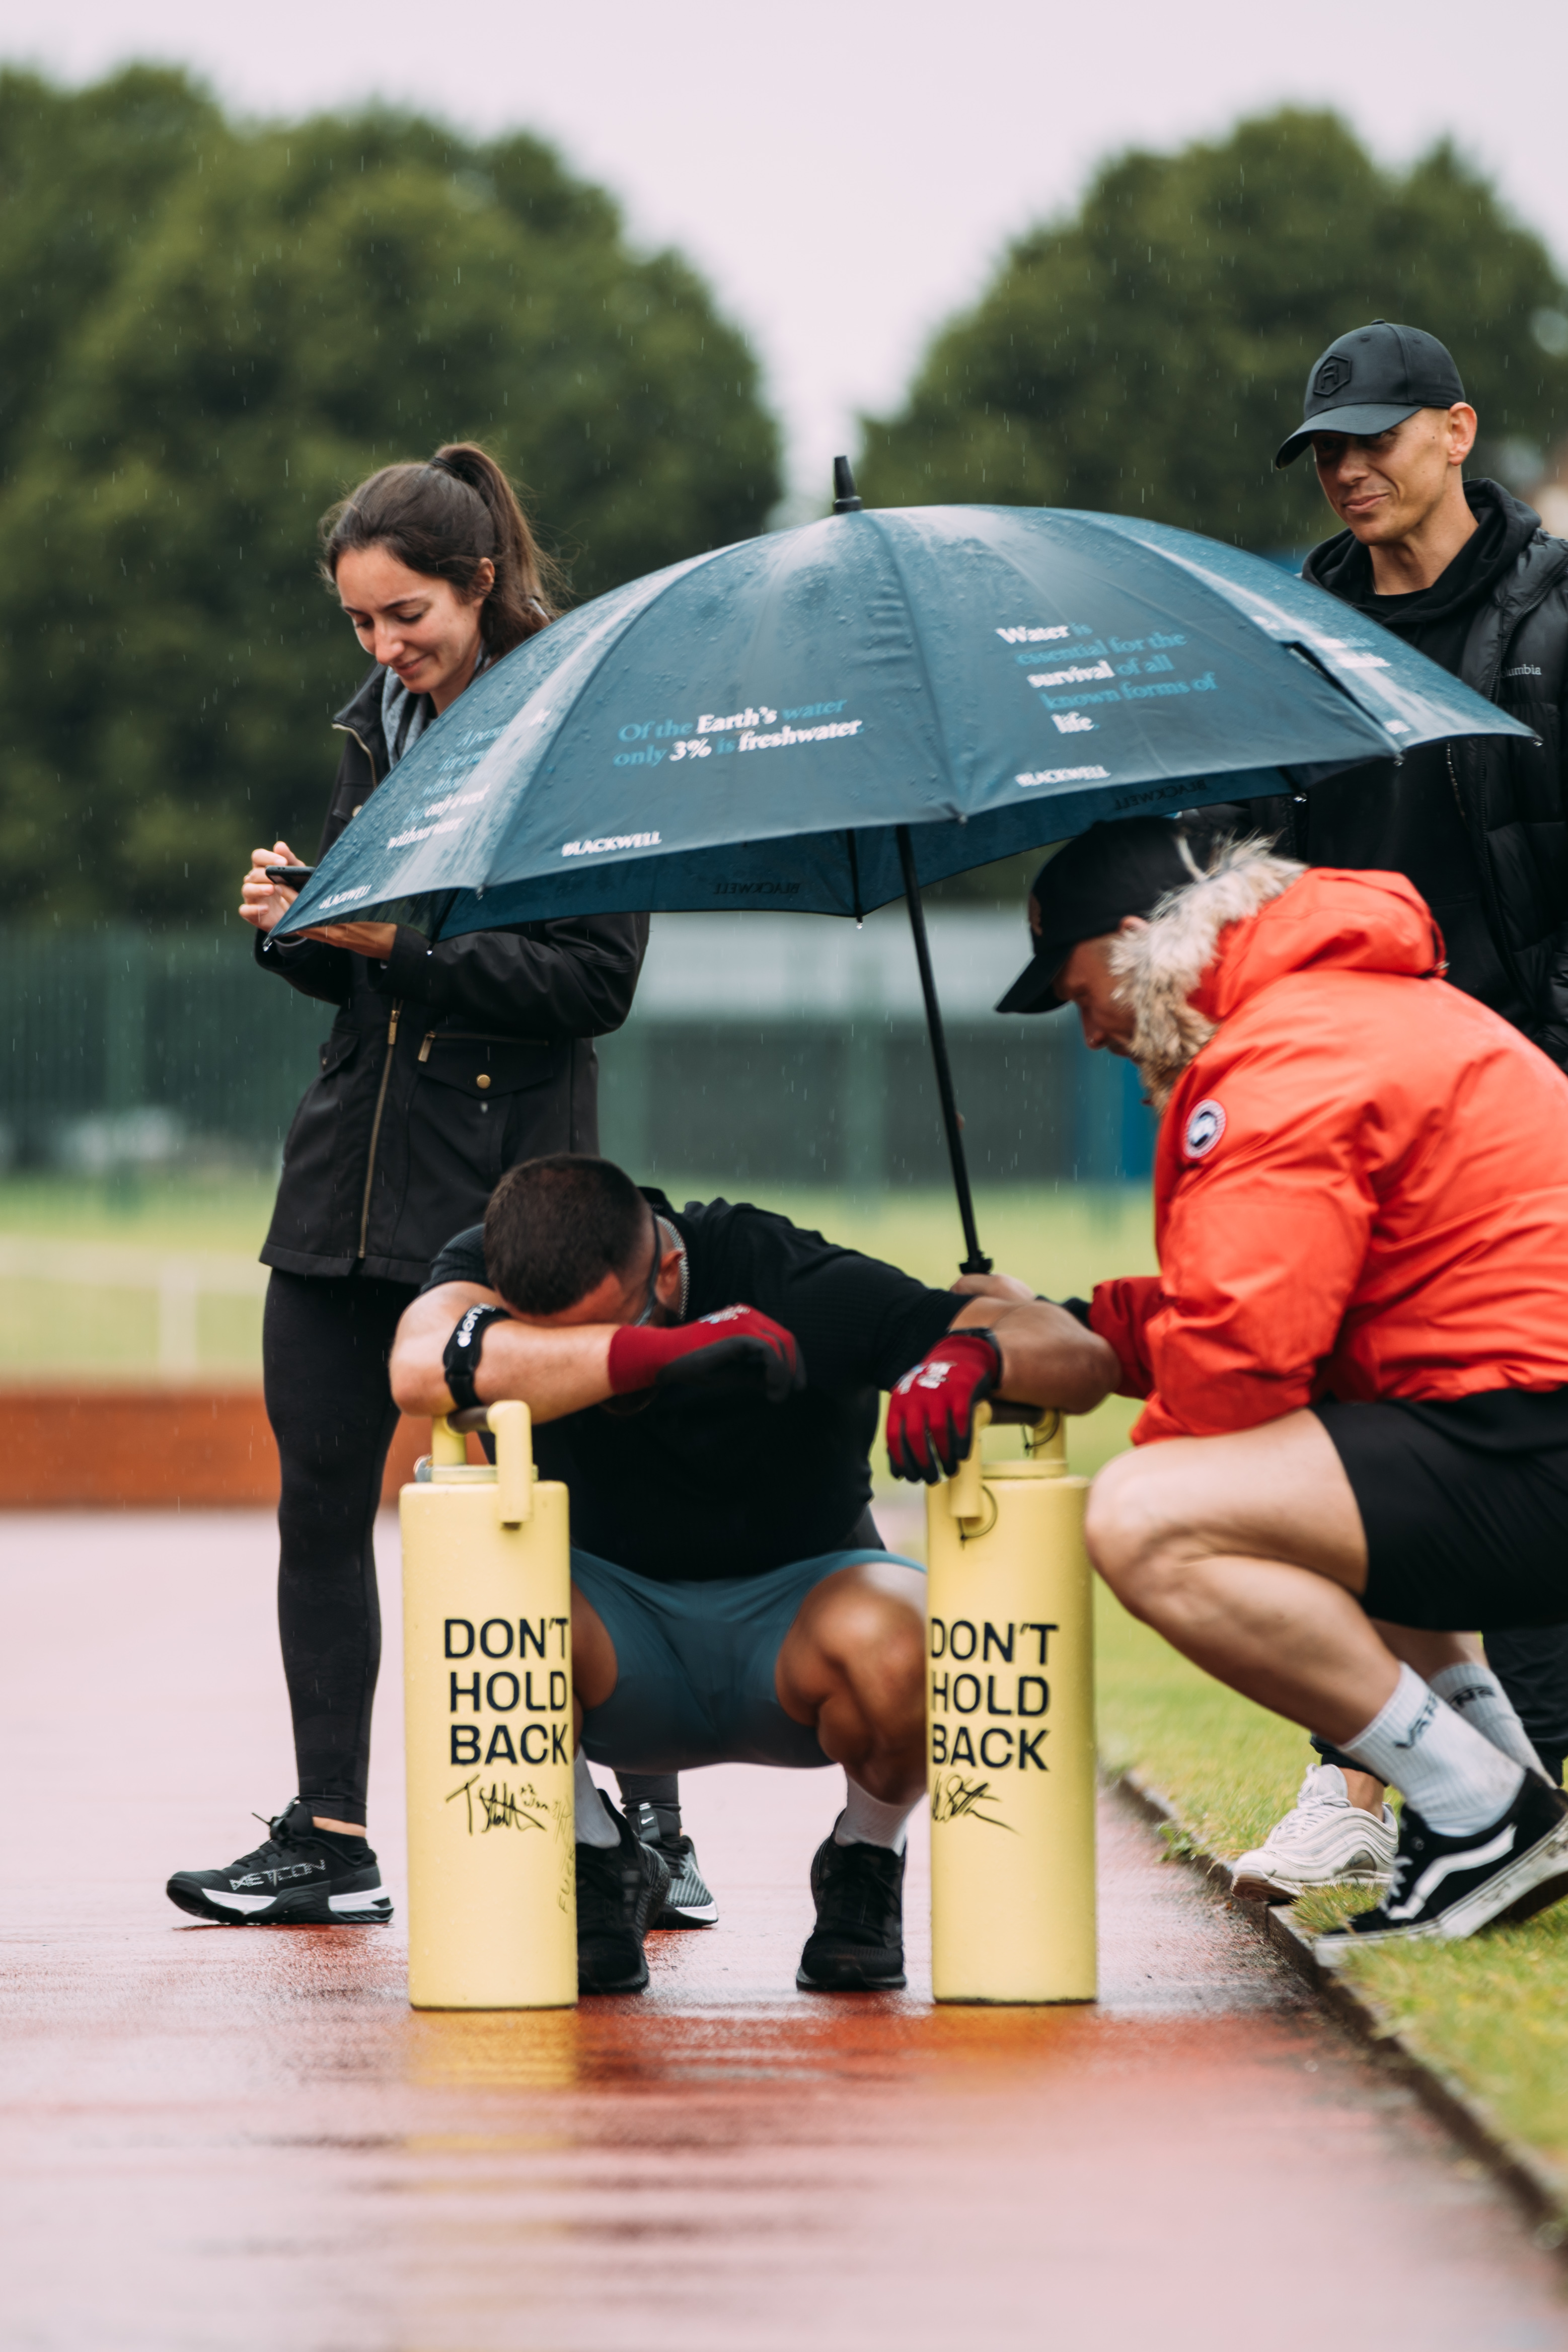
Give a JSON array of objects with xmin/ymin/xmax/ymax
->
[{"xmin": 442, "ymin": 1303, "xmax": 511, "ymax": 1414}]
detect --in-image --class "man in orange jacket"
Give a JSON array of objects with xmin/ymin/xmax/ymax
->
[{"xmin": 894, "ymin": 813, "xmax": 1568, "ymax": 1947}]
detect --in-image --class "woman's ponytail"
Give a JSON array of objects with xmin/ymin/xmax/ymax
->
[{"xmin": 321, "ymin": 442, "xmax": 563, "ymax": 656}]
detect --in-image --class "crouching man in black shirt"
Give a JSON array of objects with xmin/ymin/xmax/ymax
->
[{"xmin": 390, "ymin": 1153, "xmax": 1106, "ymax": 1995}]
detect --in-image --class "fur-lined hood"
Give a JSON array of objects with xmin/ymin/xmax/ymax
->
[{"xmin": 1109, "ymin": 840, "xmax": 1447, "ymax": 1109}]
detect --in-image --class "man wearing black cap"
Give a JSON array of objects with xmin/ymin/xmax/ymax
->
[
  {"xmin": 1211, "ymin": 321, "xmax": 1568, "ymax": 1899},
  {"xmin": 994, "ymin": 818, "xmax": 1225, "ymax": 1024},
  {"xmin": 1266, "ymin": 318, "xmax": 1568, "ymax": 1053}
]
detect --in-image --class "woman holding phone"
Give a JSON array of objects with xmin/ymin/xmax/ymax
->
[{"xmin": 163, "ymin": 445, "xmax": 674, "ymax": 1932}]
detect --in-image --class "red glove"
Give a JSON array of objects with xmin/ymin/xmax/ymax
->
[
  {"xmin": 608, "ymin": 1305, "xmax": 804, "ymax": 1405},
  {"xmin": 886, "ymin": 1330, "xmax": 1002, "ymax": 1483}
]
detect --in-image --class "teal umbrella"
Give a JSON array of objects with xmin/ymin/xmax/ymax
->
[{"xmin": 279, "ymin": 465, "xmax": 1531, "ymax": 1268}]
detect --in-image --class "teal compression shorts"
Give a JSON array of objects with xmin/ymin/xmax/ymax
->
[{"xmin": 570, "ymin": 1543, "xmax": 925, "ymax": 1774}]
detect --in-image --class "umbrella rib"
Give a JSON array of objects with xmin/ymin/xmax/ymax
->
[
  {"xmin": 864, "ymin": 512, "xmax": 985, "ymax": 1268},
  {"xmin": 864, "ymin": 511, "xmax": 962, "ymax": 821}
]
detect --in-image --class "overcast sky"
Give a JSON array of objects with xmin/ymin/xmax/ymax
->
[{"xmin": 10, "ymin": 0, "xmax": 1568, "ymax": 508}]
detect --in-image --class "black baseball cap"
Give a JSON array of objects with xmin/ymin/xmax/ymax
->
[
  {"xmin": 1274, "ymin": 320, "xmax": 1466, "ymax": 469},
  {"xmin": 995, "ymin": 815, "xmax": 1227, "ymax": 1015}
]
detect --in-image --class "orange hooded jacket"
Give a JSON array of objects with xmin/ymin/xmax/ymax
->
[{"xmin": 1088, "ymin": 868, "xmax": 1568, "ymax": 1444}]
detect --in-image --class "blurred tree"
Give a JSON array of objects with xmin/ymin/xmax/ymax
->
[
  {"xmin": 0, "ymin": 72, "xmax": 780, "ymax": 921},
  {"xmin": 0, "ymin": 66, "xmax": 222, "ymax": 481},
  {"xmin": 861, "ymin": 109, "xmax": 1568, "ymax": 559}
]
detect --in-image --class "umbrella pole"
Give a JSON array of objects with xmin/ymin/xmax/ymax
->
[{"xmin": 896, "ymin": 825, "xmax": 992, "ymax": 1276}]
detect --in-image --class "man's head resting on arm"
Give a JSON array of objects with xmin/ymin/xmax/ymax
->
[
  {"xmin": 429, "ymin": 1154, "xmax": 804, "ymax": 1419},
  {"xmin": 483, "ymin": 1153, "xmax": 673, "ymax": 1328}
]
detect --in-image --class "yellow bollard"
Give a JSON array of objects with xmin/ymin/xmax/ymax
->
[
  {"xmin": 926, "ymin": 1405, "xmax": 1097, "ymax": 2004},
  {"xmin": 400, "ymin": 1400, "xmax": 577, "ymax": 2009}
]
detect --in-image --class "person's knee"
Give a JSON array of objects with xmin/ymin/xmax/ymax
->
[
  {"xmin": 1084, "ymin": 1451, "xmax": 1188, "ymax": 1621},
  {"xmin": 274, "ymin": 1420, "xmax": 396, "ymax": 1513},
  {"xmin": 805, "ymin": 1573, "xmax": 927, "ymax": 1720},
  {"xmin": 862, "ymin": 1599, "xmax": 927, "ymax": 1716}
]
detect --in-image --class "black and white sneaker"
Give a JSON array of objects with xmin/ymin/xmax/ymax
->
[
  {"xmin": 796, "ymin": 1826, "xmax": 907, "ymax": 1992},
  {"xmin": 628, "ymin": 1802, "xmax": 719, "ymax": 1928},
  {"xmin": 577, "ymin": 1795, "xmax": 673, "ymax": 1995},
  {"xmin": 166, "ymin": 1799, "xmax": 393, "ymax": 1927},
  {"xmin": 1318, "ymin": 1777, "xmax": 1568, "ymax": 1951}
]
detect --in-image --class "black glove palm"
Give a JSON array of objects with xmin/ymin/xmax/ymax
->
[{"xmin": 654, "ymin": 1331, "xmax": 803, "ymax": 1405}]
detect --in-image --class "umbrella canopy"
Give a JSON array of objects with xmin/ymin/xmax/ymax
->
[
  {"xmin": 278, "ymin": 490, "xmax": 1533, "ymax": 1274},
  {"xmin": 279, "ymin": 499, "xmax": 1531, "ymax": 943}
]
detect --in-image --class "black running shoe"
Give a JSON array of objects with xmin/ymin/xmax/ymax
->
[
  {"xmin": 628, "ymin": 1802, "xmax": 719, "ymax": 1928},
  {"xmin": 796, "ymin": 1827, "xmax": 907, "ymax": 1991},
  {"xmin": 577, "ymin": 1795, "xmax": 673, "ymax": 1994},
  {"xmin": 166, "ymin": 1799, "xmax": 392, "ymax": 1927},
  {"xmin": 1318, "ymin": 1777, "xmax": 1568, "ymax": 1951}
]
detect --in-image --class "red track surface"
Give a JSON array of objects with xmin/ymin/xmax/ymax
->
[{"xmin": 5, "ymin": 1511, "xmax": 1566, "ymax": 2350}]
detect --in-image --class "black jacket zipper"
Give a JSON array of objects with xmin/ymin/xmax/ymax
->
[{"xmin": 358, "ymin": 1000, "xmax": 401, "ymax": 1259}]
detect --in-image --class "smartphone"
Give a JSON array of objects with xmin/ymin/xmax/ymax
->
[{"xmin": 262, "ymin": 864, "xmax": 314, "ymax": 889}]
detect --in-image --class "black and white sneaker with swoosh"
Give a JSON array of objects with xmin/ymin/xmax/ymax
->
[
  {"xmin": 1317, "ymin": 1777, "xmax": 1568, "ymax": 1951},
  {"xmin": 628, "ymin": 1803, "xmax": 719, "ymax": 1928},
  {"xmin": 166, "ymin": 1799, "xmax": 393, "ymax": 1927}
]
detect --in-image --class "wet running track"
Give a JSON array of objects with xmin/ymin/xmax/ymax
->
[{"xmin": 4, "ymin": 1512, "xmax": 1566, "ymax": 2351}]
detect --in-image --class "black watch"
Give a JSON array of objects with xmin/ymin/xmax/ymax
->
[{"xmin": 442, "ymin": 1303, "xmax": 511, "ymax": 1414}]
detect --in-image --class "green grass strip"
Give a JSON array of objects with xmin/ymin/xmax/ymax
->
[{"xmin": 1096, "ymin": 1586, "xmax": 1568, "ymax": 2182}]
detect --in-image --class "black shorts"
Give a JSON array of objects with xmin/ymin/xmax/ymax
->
[{"xmin": 1313, "ymin": 1388, "xmax": 1568, "ymax": 1630}]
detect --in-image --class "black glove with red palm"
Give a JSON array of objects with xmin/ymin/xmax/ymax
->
[
  {"xmin": 608, "ymin": 1305, "xmax": 804, "ymax": 1405},
  {"xmin": 886, "ymin": 1330, "xmax": 1002, "ymax": 1483}
]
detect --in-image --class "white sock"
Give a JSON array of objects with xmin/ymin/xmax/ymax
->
[
  {"xmin": 1431, "ymin": 1660, "xmax": 1550, "ymax": 1784},
  {"xmin": 1343, "ymin": 1663, "xmax": 1524, "ymax": 1835},
  {"xmin": 574, "ymin": 1747, "xmax": 619, "ymax": 1848},
  {"xmin": 833, "ymin": 1775, "xmax": 917, "ymax": 1853}
]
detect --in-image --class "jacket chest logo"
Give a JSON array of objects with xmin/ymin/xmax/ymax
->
[{"xmin": 1183, "ymin": 1098, "xmax": 1226, "ymax": 1159}]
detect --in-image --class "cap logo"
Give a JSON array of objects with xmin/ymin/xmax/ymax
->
[
  {"xmin": 1184, "ymin": 1098, "xmax": 1226, "ymax": 1159},
  {"xmin": 1312, "ymin": 354, "xmax": 1353, "ymax": 399}
]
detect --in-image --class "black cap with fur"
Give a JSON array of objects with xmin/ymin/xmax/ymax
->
[{"xmin": 996, "ymin": 813, "xmax": 1238, "ymax": 1015}]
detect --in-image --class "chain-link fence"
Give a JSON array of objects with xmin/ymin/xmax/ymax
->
[
  {"xmin": 0, "ymin": 926, "xmax": 323, "ymax": 1171},
  {"xmin": 0, "ymin": 912, "xmax": 1153, "ymax": 1188}
]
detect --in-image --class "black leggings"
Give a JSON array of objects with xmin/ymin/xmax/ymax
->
[
  {"xmin": 263, "ymin": 1268, "xmax": 418, "ymax": 1823},
  {"xmin": 1482, "ymin": 1625, "xmax": 1568, "ymax": 1782}
]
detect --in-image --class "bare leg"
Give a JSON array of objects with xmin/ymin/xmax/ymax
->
[
  {"xmin": 1376, "ymin": 1624, "xmax": 1484, "ymax": 1678},
  {"xmin": 569, "ymin": 1583, "xmax": 618, "ymax": 1743},
  {"xmin": 571, "ymin": 1564, "xmax": 925, "ymax": 1808},
  {"xmin": 776, "ymin": 1561, "xmax": 928, "ymax": 1805},
  {"xmin": 1086, "ymin": 1412, "xmax": 1472, "ymax": 1746}
]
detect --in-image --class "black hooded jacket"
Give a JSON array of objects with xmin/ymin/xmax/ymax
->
[
  {"xmin": 256, "ymin": 665, "xmax": 649, "ymax": 1285},
  {"xmin": 1250, "ymin": 481, "xmax": 1568, "ymax": 1063}
]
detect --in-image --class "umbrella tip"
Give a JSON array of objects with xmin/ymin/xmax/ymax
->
[{"xmin": 832, "ymin": 456, "xmax": 863, "ymax": 513}]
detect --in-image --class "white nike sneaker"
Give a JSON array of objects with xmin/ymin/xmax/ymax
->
[{"xmin": 1230, "ymin": 1764, "xmax": 1397, "ymax": 1903}]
